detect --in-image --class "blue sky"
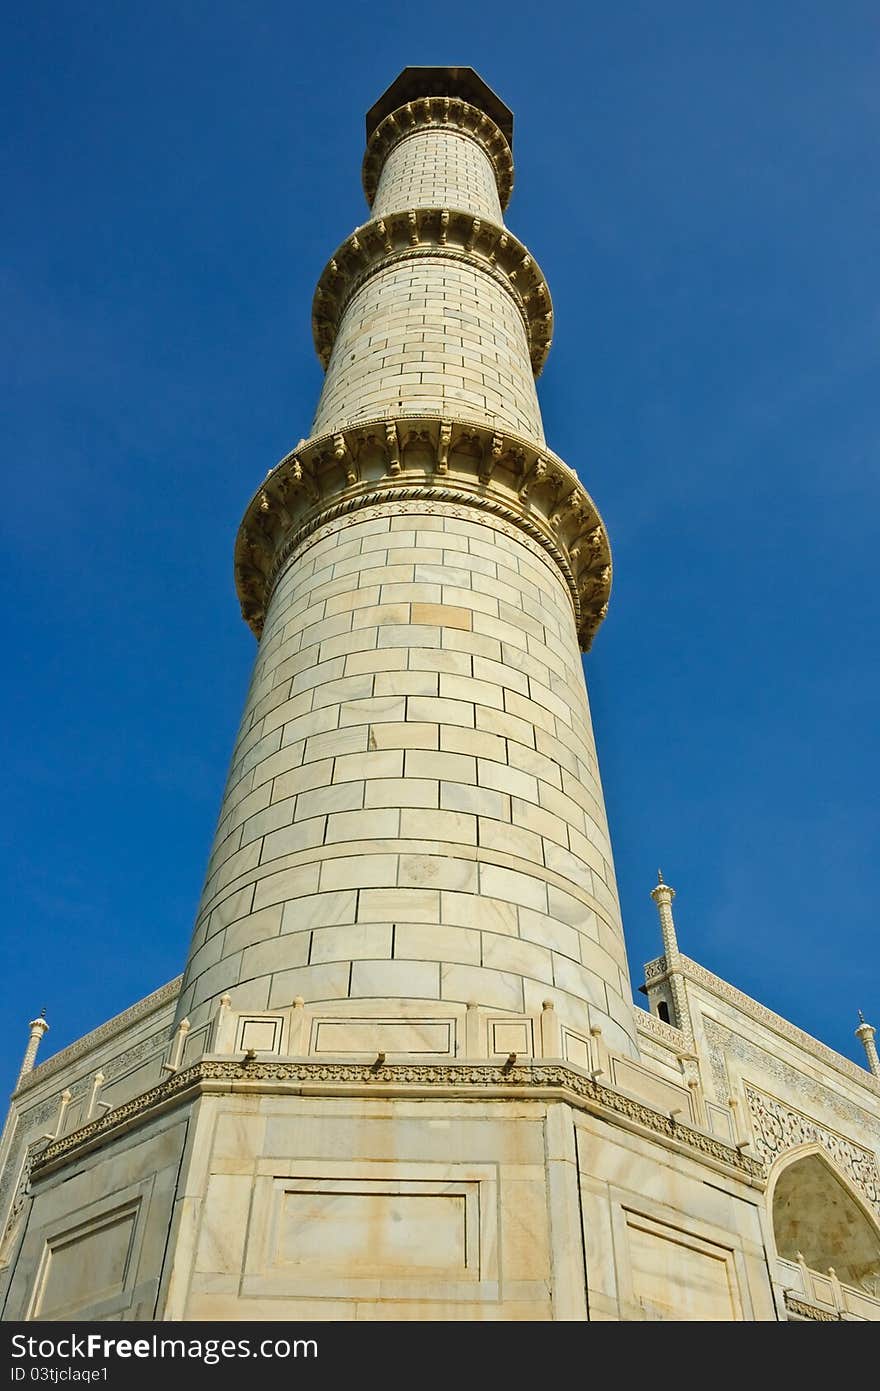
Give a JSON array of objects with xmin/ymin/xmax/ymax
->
[{"xmin": 2, "ymin": 2, "xmax": 878, "ymax": 1099}]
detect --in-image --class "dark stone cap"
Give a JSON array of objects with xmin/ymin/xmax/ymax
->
[{"xmin": 366, "ymin": 67, "xmax": 513, "ymax": 148}]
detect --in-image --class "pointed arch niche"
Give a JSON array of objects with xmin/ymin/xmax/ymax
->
[{"xmin": 770, "ymin": 1146, "xmax": 880, "ymax": 1292}]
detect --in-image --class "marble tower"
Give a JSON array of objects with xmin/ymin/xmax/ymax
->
[{"xmin": 2, "ymin": 69, "xmax": 879, "ymax": 1322}]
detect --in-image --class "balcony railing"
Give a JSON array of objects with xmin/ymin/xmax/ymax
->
[{"xmin": 777, "ymin": 1255, "xmax": 880, "ymax": 1321}]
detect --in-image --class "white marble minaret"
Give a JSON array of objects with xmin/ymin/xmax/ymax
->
[
  {"xmin": 174, "ymin": 65, "xmax": 638, "ymax": 1064},
  {"xmin": 8, "ymin": 69, "xmax": 876, "ymax": 1326}
]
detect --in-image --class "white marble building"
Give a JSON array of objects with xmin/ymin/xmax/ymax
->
[{"xmin": 1, "ymin": 68, "xmax": 878, "ymax": 1323}]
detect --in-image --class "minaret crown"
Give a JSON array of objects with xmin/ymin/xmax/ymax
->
[
  {"xmin": 363, "ymin": 69, "xmax": 515, "ymax": 216},
  {"xmin": 365, "ymin": 67, "xmax": 513, "ymax": 147},
  {"xmin": 650, "ymin": 870, "xmax": 676, "ymax": 904}
]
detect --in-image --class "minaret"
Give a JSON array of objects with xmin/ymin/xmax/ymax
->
[
  {"xmin": 9, "ymin": 65, "xmax": 880, "ymax": 1332},
  {"xmin": 175, "ymin": 67, "xmax": 638, "ymax": 1059},
  {"xmin": 648, "ymin": 872, "xmax": 692, "ymax": 1039}
]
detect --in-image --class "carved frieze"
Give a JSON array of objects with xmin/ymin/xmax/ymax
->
[
  {"xmin": 703, "ymin": 1017, "xmax": 880, "ymax": 1139},
  {"xmin": 683, "ymin": 956, "xmax": 880, "ymax": 1098},
  {"xmin": 362, "ymin": 96, "xmax": 514, "ymax": 209},
  {"xmin": 643, "ymin": 955, "xmax": 669, "ymax": 984},
  {"xmin": 744, "ymin": 1084, "xmax": 880, "ymax": 1214},
  {"xmin": 636, "ymin": 1009, "xmax": 684, "ymax": 1050},
  {"xmin": 312, "ymin": 206, "xmax": 552, "ymax": 374},
  {"xmin": 783, "ymin": 1292, "xmax": 840, "ymax": 1321},
  {"xmin": 11, "ymin": 1092, "xmax": 63, "ymax": 1135},
  {"xmin": 32, "ymin": 1059, "xmax": 762, "ymax": 1182},
  {"xmin": 98, "ymin": 1033, "xmax": 169, "ymax": 1085},
  {"xmin": 235, "ymin": 416, "xmax": 613, "ymax": 651}
]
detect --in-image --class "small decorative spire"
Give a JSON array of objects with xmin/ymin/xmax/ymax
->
[
  {"xmin": 15, "ymin": 1012, "xmax": 51, "ymax": 1090},
  {"xmin": 646, "ymin": 870, "xmax": 693, "ymax": 1039},
  {"xmin": 650, "ymin": 870, "xmax": 676, "ymax": 907},
  {"xmin": 855, "ymin": 1011, "xmax": 879, "ymax": 1078}
]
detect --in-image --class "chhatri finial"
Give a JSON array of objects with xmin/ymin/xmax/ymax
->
[
  {"xmin": 858, "ymin": 1009, "xmax": 866, "ymax": 1024},
  {"xmin": 650, "ymin": 869, "xmax": 675, "ymax": 903}
]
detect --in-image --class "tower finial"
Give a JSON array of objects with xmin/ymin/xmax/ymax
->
[
  {"xmin": 859, "ymin": 1009, "xmax": 866, "ymax": 1024},
  {"xmin": 650, "ymin": 870, "xmax": 675, "ymax": 904},
  {"xmin": 650, "ymin": 870, "xmax": 678, "ymax": 946}
]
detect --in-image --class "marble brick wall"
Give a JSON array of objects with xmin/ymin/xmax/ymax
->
[{"xmin": 177, "ymin": 506, "xmax": 636, "ymax": 1056}]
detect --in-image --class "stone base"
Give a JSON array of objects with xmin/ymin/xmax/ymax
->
[{"xmin": 2, "ymin": 1061, "xmax": 780, "ymax": 1321}]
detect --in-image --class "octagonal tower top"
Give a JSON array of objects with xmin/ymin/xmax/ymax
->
[{"xmin": 365, "ymin": 66, "xmax": 514, "ymax": 148}]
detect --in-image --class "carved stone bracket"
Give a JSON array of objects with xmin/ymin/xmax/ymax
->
[
  {"xmin": 234, "ymin": 416, "xmax": 613, "ymax": 651},
  {"xmin": 31, "ymin": 1059, "xmax": 763, "ymax": 1182},
  {"xmin": 312, "ymin": 206, "xmax": 552, "ymax": 375},
  {"xmin": 362, "ymin": 96, "xmax": 514, "ymax": 210}
]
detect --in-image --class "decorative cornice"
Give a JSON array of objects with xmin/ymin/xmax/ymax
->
[
  {"xmin": 362, "ymin": 96, "xmax": 514, "ymax": 210},
  {"xmin": 312, "ymin": 207, "xmax": 552, "ymax": 375},
  {"xmin": 643, "ymin": 955, "xmax": 669, "ymax": 985},
  {"xmin": 31, "ymin": 1059, "xmax": 763, "ymax": 1182},
  {"xmin": 13, "ymin": 977, "xmax": 182, "ymax": 1097},
  {"xmin": 783, "ymin": 1292, "xmax": 840, "ymax": 1321},
  {"xmin": 679, "ymin": 955, "xmax": 880, "ymax": 1098},
  {"xmin": 235, "ymin": 416, "xmax": 612, "ymax": 651}
]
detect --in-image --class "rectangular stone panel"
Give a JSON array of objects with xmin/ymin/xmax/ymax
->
[
  {"xmin": 272, "ymin": 1182, "xmax": 471, "ymax": 1278},
  {"xmin": 488, "ymin": 1019, "xmax": 533, "ymax": 1057},
  {"xmin": 561, "ymin": 1028, "xmax": 594, "ymax": 1070},
  {"xmin": 706, "ymin": 1102, "xmax": 735, "ymax": 1142},
  {"xmin": 30, "ymin": 1200, "xmax": 140, "ymax": 1320},
  {"xmin": 623, "ymin": 1211, "xmax": 741, "ymax": 1321},
  {"xmin": 237, "ymin": 1015, "xmax": 284, "ymax": 1054},
  {"xmin": 610, "ymin": 1057, "xmax": 694, "ymax": 1123},
  {"xmin": 242, "ymin": 1175, "xmax": 484, "ymax": 1293},
  {"xmin": 311, "ymin": 1018, "xmax": 455, "ymax": 1056},
  {"xmin": 4, "ymin": 1121, "xmax": 190, "ymax": 1323}
]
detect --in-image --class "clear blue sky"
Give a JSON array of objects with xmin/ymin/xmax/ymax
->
[{"xmin": 3, "ymin": 3, "xmax": 878, "ymax": 1100}]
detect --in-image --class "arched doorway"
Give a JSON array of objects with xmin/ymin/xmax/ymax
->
[{"xmin": 770, "ymin": 1147, "xmax": 880, "ymax": 1293}]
